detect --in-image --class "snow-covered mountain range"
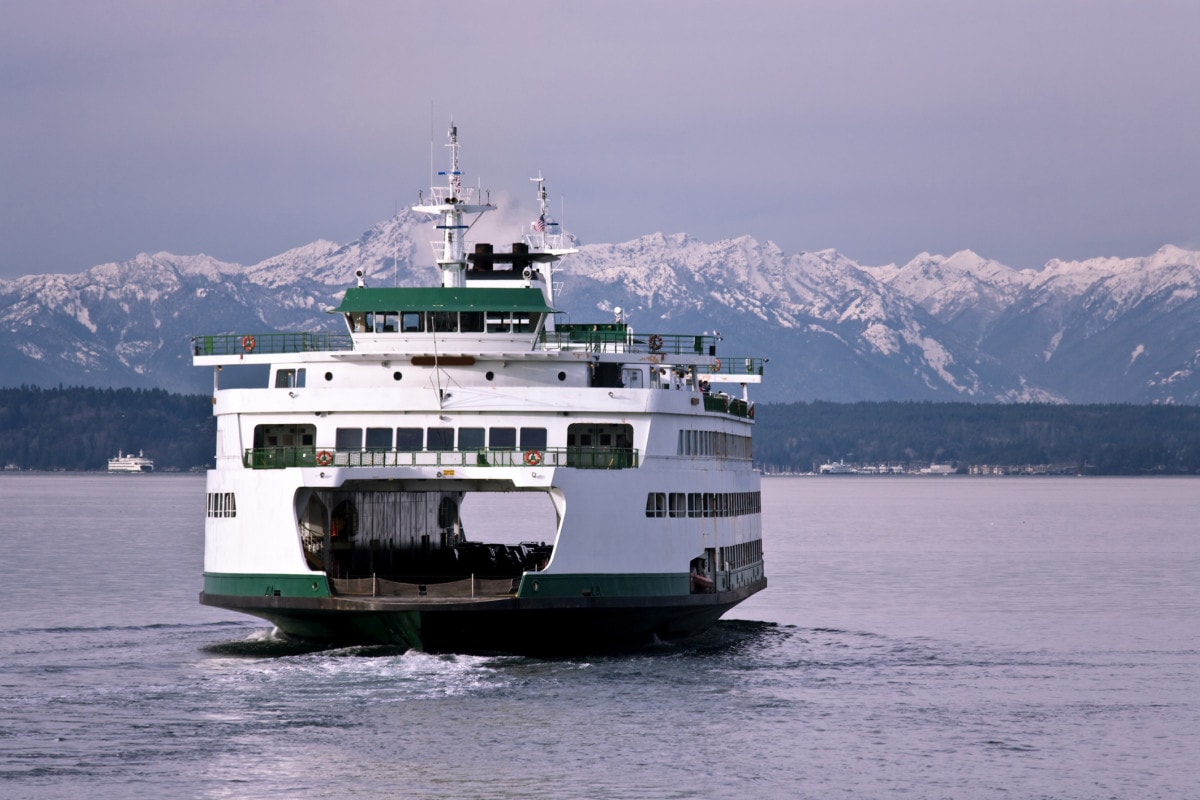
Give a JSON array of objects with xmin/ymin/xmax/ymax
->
[{"xmin": 3, "ymin": 211, "xmax": 1198, "ymax": 403}]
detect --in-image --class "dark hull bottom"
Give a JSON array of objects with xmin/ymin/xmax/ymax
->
[{"xmin": 201, "ymin": 578, "xmax": 766, "ymax": 655}]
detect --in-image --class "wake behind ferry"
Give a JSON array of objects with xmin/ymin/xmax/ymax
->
[{"xmin": 193, "ymin": 125, "xmax": 766, "ymax": 653}]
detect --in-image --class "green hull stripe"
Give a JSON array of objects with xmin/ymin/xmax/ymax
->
[
  {"xmin": 202, "ymin": 571, "xmax": 692, "ymax": 600},
  {"xmin": 204, "ymin": 572, "xmax": 332, "ymax": 598}
]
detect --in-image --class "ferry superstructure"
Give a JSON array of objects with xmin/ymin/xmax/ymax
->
[
  {"xmin": 108, "ymin": 450, "xmax": 154, "ymax": 473},
  {"xmin": 193, "ymin": 125, "xmax": 766, "ymax": 653}
]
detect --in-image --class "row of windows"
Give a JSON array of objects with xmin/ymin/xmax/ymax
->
[
  {"xmin": 720, "ymin": 539, "xmax": 763, "ymax": 570},
  {"xmin": 347, "ymin": 311, "xmax": 540, "ymax": 335},
  {"xmin": 645, "ymin": 491, "xmax": 762, "ymax": 518},
  {"xmin": 678, "ymin": 430, "xmax": 753, "ymax": 460},
  {"xmin": 207, "ymin": 492, "xmax": 238, "ymax": 518},
  {"xmin": 335, "ymin": 426, "xmax": 549, "ymax": 452}
]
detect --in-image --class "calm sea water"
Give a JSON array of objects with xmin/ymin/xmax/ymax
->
[{"xmin": 1, "ymin": 473, "xmax": 1197, "ymax": 799}]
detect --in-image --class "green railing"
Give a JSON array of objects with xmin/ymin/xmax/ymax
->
[
  {"xmin": 703, "ymin": 394, "xmax": 754, "ymax": 419},
  {"xmin": 243, "ymin": 446, "xmax": 639, "ymax": 470},
  {"xmin": 193, "ymin": 332, "xmax": 353, "ymax": 356}
]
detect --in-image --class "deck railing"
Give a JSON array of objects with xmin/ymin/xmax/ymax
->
[
  {"xmin": 191, "ymin": 328, "xmax": 766, "ymax": 379},
  {"xmin": 541, "ymin": 326, "xmax": 721, "ymax": 357},
  {"xmin": 193, "ymin": 332, "xmax": 353, "ymax": 356},
  {"xmin": 702, "ymin": 394, "xmax": 754, "ymax": 418},
  {"xmin": 243, "ymin": 446, "xmax": 639, "ymax": 470}
]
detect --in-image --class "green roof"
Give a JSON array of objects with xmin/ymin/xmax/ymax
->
[{"xmin": 332, "ymin": 286, "xmax": 555, "ymax": 314}]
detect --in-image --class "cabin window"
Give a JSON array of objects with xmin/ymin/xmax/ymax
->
[
  {"xmin": 254, "ymin": 424, "xmax": 315, "ymax": 449},
  {"xmin": 486, "ymin": 314, "xmax": 510, "ymax": 333},
  {"xmin": 206, "ymin": 492, "xmax": 237, "ymax": 518},
  {"xmin": 688, "ymin": 492, "xmax": 702, "ymax": 518},
  {"xmin": 519, "ymin": 427, "xmax": 548, "ymax": 450},
  {"xmin": 490, "ymin": 427, "xmax": 517, "ymax": 449},
  {"xmin": 459, "ymin": 428, "xmax": 485, "ymax": 450},
  {"xmin": 396, "ymin": 428, "xmax": 423, "ymax": 450},
  {"xmin": 401, "ymin": 312, "xmax": 422, "ymax": 332},
  {"xmin": 427, "ymin": 427, "xmax": 455, "ymax": 451},
  {"xmin": 336, "ymin": 428, "xmax": 363, "ymax": 450},
  {"xmin": 460, "ymin": 312, "xmax": 484, "ymax": 333},
  {"xmin": 365, "ymin": 428, "xmax": 392, "ymax": 450},
  {"xmin": 275, "ymin": 368, "xmax": 306, "ymax": 388},
  {"xmin": 645, "ymin": 493, "xmax": 666, "ymax": 518},
  {"xmin": 669, "ymin": 492, "xmax": 686, "ymax": 518}
]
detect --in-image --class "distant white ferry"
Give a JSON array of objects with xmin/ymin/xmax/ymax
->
[{"xmin": 108, "ymin": 450, "xmax": 154, "ymax": 473}]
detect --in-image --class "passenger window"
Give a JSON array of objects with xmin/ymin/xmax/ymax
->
[
  {"xmin": 645, "ymin": 493, "xmax": 666, "ymax": 518},
  {"xmin": 490, "ymin": 427, "xmax": 517, "ymax": 449},
  {"xmin": 395, "ymin": 428, "xmax": 423, "ymax": 450},
  {"xmin": 669, "ymin": 492, "xmax": 686, "ymax": 518},
  {"xmin": 335, "ymin": 428, "xmax": 363, "ymax": 450},
  {"xmin": 365, "ymin": 428, "xmax": 392, "ymax": 449},
  {"xmin": 459, "ymin": 428, "xmax": 485, "ymax": 450},
  {"xmin": 427, "ymin": 427, "xmax": 455, "ymax": 451},
  {"xmin": 520, "ymin": 427, "xmax": 548, "ymax": 450}
]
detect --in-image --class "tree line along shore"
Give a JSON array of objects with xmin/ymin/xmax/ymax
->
[{"xmin": 2, "ymin": 386, "xmax": 1199, "ymax": 475}]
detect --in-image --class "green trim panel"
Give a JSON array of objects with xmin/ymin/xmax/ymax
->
[
  {"xmin": 204, "ymin": 572, "xmax": 331, "ymax": 598},
  {"xmin": 516, "ymin": 572, "xmax": 688, "ymax": 599},
  {"xmin": 333, "ymin": 286, "xmax": 555, "ymax": 314}
]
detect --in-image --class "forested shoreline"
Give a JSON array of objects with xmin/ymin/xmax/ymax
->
[
  {"xmin": 0, "ymin": 386, "xmax": 214, "ymax": 471},
  {"xmin": 754, "ymin": 401, "xmax": 1200, "ymax": 474},
  {"xmin": 2, "ymin": 387, "xmax": 1200, "ymax": 475}
]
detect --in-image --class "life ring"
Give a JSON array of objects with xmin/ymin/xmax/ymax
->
[
  {"xmin": 648, "ymin": 334, "xmax": 663, "ymax": 352},
  {"xmin": 315, "ymin": 450, "xmax": 333, "ymax": 466},
  {"xmin": 241, "ymin": 335, "xmax": 256, "ymax": 352},
  {"xmin": 710, "ymin": 358, "xmax": 722, "ymax": 373},
  {"xmin": 523, "ymin": 449, "xmax": 543, "ymax": 466}
]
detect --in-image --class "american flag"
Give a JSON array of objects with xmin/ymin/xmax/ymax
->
[{"xmin": 532, "ymin": 214, "xmax": 546, "ymax": 232}]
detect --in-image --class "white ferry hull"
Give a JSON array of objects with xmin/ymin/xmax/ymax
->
[{"xmin": 192, "ymin": 124, "xmax": 769, "ymax": 654}]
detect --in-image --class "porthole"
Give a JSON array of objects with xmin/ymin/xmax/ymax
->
[
  {"xmin": 485, "ymin": 371, "xmax": 494, "ymax": 381},
  {"xmin": 558, "ymin": 371, "xmax": 567, "ymax": 381},
  {"xmin": 393, "ymin": 371, "xmax": 403, "ymax": 381},
  {"xmin": 324, "ymin": 372, "xmax": 333, "ymax": 381}
]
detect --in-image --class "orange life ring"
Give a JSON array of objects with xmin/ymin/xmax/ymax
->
[
  {"xmin": 315, "ymin": 450, "xmax": 333, "ymax": 466},
  {"xmin": 523, "ymin": 449, "xmax": 543, "ymax": 466},
  {"xmin": 241, "ymin": 335, "xmax": 256, "ymax": 352},
  {"xmin": 710, "ymin": 358, "xmax": 722, "ymax": 373},
  {"xmin": 648, "ymin": 334, "xmax": 663, "ymax": 352}
]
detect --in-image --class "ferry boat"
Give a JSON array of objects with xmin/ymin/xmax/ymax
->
[
  {"xmin": 108, "ymin": 450, "xmax": 154, "ymax": 473},
  {"xmin": 192, "ymin": 124, "xmax": 767, "ymax": 653}
]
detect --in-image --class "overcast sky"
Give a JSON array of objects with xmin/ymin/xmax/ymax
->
[{"xmin": 2, "ymin": 1, "xmax": 1198, "ymax": 280}]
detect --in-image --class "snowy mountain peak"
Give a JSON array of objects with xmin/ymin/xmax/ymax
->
[{"xmin": 2, "ymin": 216, "xmax": 1199, "ymax": 404}]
